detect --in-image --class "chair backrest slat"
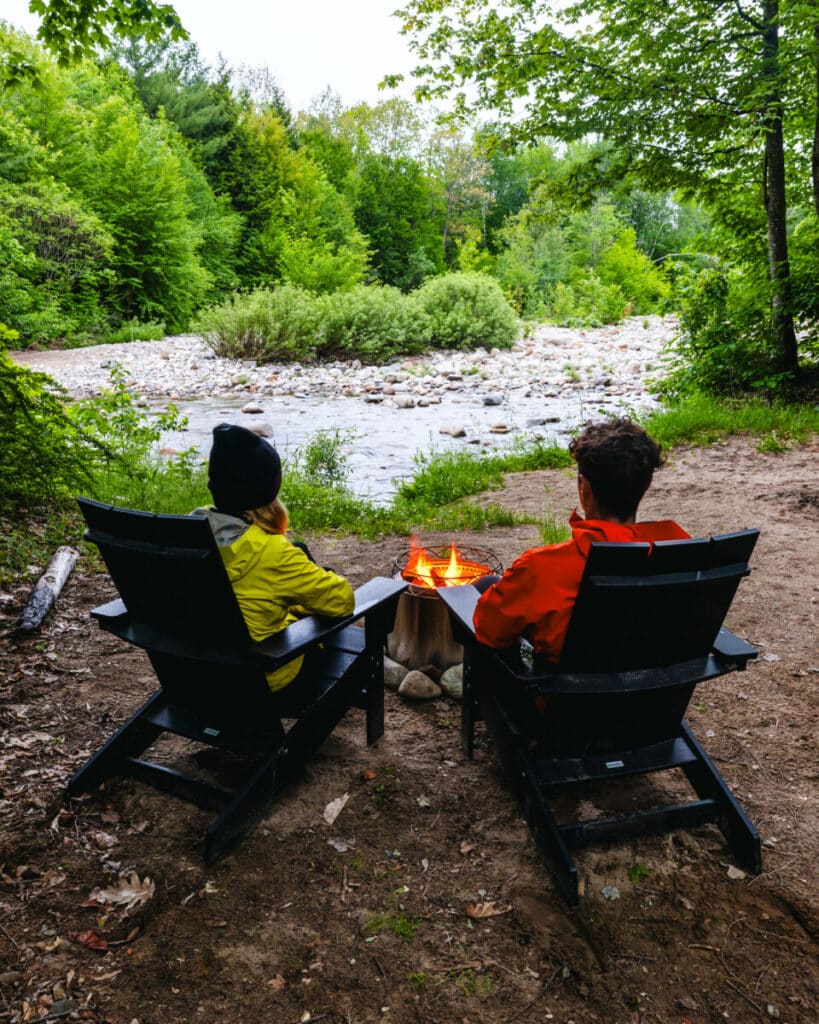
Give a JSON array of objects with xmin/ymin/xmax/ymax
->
[
  {"xmin": 558, "ymin": 530, "xmax": 758, "ymax": 673},
  {"xmin": 78, "ymin": 498, "xmax": 250, "ymax": 647}
]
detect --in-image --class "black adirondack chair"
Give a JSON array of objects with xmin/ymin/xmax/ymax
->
[
  {"xmin": 70, "ymin": 498, "xmax": 406, "ymax": 863},
  {"xmin": 438, "ymin": 529, "xmax": 761, "ymax": 904}
]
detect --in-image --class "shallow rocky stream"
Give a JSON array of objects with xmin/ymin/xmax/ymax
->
[{"xmin": 13, "ymin": 317, "xmax": 677, "ymax": 502}]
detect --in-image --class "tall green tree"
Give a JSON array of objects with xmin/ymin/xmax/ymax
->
[{"xmin": 394, "ymin": 0, "xmax": 817, "ymax": 372}]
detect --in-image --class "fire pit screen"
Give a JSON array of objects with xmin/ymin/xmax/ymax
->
[
  {"xmin": 388, "ymin": 540, "xmax": 503, "ymax": 670},
  {"xmin": 393, "ymin": 541, "xmax": 503, "ymax": 592}
]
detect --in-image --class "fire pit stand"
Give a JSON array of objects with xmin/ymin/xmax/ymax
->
[{"xmin": 387, "ymin": 544, "xmax": 503, "ymax": 671}]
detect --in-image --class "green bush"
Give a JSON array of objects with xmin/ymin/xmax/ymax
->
[
  {"xmin": 597, "ymin": 228, "xmax": 670, "ymax": 314},
  {"xmin": 656, "ymin": 266, "xmax": 789, "ymax": 398},
  {"xmin": 546, "ymin": 273, "xmax": 628, "ymax": 327},
  {"xmin": 318, "ymin": 285, "xmax": 431, "ymax": 360},
  {"xmin": 413, "ymin": 272, "xmax": 518, "ymax": 350},
  {"xmin": 194, "ymin": 286, "xmax": 322, "ymax": 362}
]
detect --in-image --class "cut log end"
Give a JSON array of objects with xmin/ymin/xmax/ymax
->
[{"xmin": 17, "ymin": 545, "xmax": 79, "ymax": 632}]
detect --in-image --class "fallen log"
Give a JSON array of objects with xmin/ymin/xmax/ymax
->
[{"xmin": 18, "ymin": 546, "xmax": 79, "ymax": 632}]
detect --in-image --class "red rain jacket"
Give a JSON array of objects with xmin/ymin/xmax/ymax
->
[{"xmin": 473, "ymin": 511, "xmax": 690, "ymax": 664}]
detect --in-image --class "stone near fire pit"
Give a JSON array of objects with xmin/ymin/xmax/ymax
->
[
  {"xmin": 383, "ymin": 655, "xmax": 409, "ymax": 692},
  {"xmin": 439, "ymin": 663, "xmax": 463, "ymax": 701},
  {"xmin": 398, "ymin": 670, "xmax": 442, "ymax": 701}
]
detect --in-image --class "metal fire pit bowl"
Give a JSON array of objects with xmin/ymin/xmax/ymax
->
[
  {"xmin": 387, "ymin": 545, "xmax": 503, "ymax": 669},
  {"xmin": 391, "ymin": 544, "xmax": 503, "ymax": 594}
]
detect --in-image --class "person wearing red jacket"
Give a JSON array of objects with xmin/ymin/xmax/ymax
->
[{"xmin": 473, "ymin": 418, "xmax": 689, "ymax": 664}]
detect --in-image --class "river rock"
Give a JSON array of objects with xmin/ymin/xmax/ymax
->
[
  {"xmin": 439, "ymin": 423, "xmax": 466, "ymax": 437},
  {"xmin": 241, "ymin": 402, "xmax": 264, "ymax": 414},
  {"xmin": 489, "ymin": 422, "xmax": 510, "ymax": 433},
  {"xmin": 394, "ymin": 395, "xmax": 416, "ymax": 409},
  {"xmin": 482, "ymin": 394, "xmax": 503, "ymax": 406},
  {"xmin": 247, "ymin": 420, "xmax": 274, "ymax": 437},
  {"xmin": 383, "ymin": 656, "xmax": 409, "ymax": 691},
  {"xmin": 398, "ymin": 670, "xmax": 442, "ymax": 701},
  {"xmin": 440, "ymin": 664, "xmax": 463, "ymax": 701}
]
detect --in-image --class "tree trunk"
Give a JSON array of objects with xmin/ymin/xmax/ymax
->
[
  {"xmin": 813, "ymin": 1, "xmax": 819, "ymax": 217},
  {"xmin": 762, "ymin": 2, "xmax": 799, "ymax": 371}
]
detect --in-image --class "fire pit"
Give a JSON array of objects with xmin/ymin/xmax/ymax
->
[{"xmin": 387, "ymin": 540, "xmax": 502, "ymax": 670}]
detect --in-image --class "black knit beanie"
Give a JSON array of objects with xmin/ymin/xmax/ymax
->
[{"xmin": 207, "ymin": 423, "xmax": 282, "ymax": 514}]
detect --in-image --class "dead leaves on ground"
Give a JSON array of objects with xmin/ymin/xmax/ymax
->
[{"xmin": 87, "ymin": 872, "xmax": 155, "ymax": 913}]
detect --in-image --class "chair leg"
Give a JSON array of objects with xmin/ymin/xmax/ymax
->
[
  {"xmin": 519, "ymin": 752, "xmax": 580, "ymax": 906},
  {"xmin": 680, "ymin": 721, "xmax": 762, "ymax": 873},
  {"xmin": 67, "ymin": 692, "xmax": 166, "ymax": 796},
  {"xmin": 365, "ymin": 647, "xmax": 385, "ymax": 746},
  {"xmin": 204, "ymin": 750, "xmax": 282, "ymax": 864},
  {"xmin": 461, "ymin": 651, "xmax": 479, "ymax": 757}
]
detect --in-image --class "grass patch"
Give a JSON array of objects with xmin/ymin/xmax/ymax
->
[
  {"xmin": 641, "ymin": 394, "xmax": 819, "ymax": 449},
  {"xmin": 365, "ymin": 911, "xmax": 421, "ymax": 942}
]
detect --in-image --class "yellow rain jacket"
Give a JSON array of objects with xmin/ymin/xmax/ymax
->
[{"xmin": 197, "ymin": 509, "xmax": 355, "ymax": 692}]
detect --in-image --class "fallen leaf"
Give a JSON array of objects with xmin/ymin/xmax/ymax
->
[
  {"xmin": 88, "ymin": 872, "xmax": 155, "ymax": 912},
  {"xmin": 459, "ymin": 842, "xmax": 476, "ymax": 855},
  {"xmin": 726, "ymin": 865, "xmax": 747, "ymax": 880},
  {"xmin": 361, "ymin": 770, "xmax": 377, "ymax": 781},
  {"xmin": 266, "ymin": 975, "xmax": 286, "ymax": 992},
  {"xmin": 327, "ymin": 837, "xmax": 356, "ymax": 852},
  {"xmin": 677, "ymin": 894, "xmax": 696, "ymax": 911},
  {"xmin": 465, "ymin": 901, "xmax": 511, "ymax": 918},
  {"xmin": 416, "ymin": 795, "xmax": 431, "ymax": 808},
  {"xmin": 86, "ymin": 969, "xmax": 122, "ymax": 982},
  {"xmin": 323, "ymin": 793, "xmax": 349, "ymax": 826},
  {"xmin": 68, "ymin": 929, "xmax": 109, "ymax": 952}
]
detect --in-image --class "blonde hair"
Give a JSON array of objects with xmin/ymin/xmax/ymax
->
[{"xmin": 247, "ymin": 496, "xmax": 289, "ymax": 535}]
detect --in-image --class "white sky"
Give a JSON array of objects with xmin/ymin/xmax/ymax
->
[{"xmin": 2, "ymin": 0, "xmax": 420, "ymax": 113}]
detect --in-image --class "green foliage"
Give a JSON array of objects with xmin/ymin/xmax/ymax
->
[
  {"xmin": 350, "ymin": 152, "xmax": 443, "ymax": 290},
  {"xmin": 539, "ymin": 511, "xmax": 572, "ymax": 546},
  {"xmin": 295, "ymin": 429, "xmax": 355, "ymax": 489},
  {"xmin": 628, "ymin": 863, "xmax": 651, "ymax": 883},
  {"xmin": 656, "ymin": 267, "xmax": 790, "ymax": 398},
  {"xmin": 28, "ymin": 0, "xmax": 187, "ymax": 65},
  {"xmin": 319, "ymin": 285, "xmax": 431, "ymax": 360},
  {"xmin": 194, "ymin": 286, "xmax": 322, "ymax": 362},
  {"xmin": 0, "ymin": 347, "xmax": 92, "ymax": 508},
  {"xmin": 640, "ymin": 395, "xmax": 819, "ymax": 450},
  {"xmin": 596, "ymin": 228, "xmax": 670, "ymax": 314},
  {"xmin": 414, "ymin": 273, "xmax": 518, "ymax": 350}
]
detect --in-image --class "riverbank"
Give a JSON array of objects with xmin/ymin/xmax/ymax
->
[{"xmin": 11, "ymin": 317, "xmax": 675, "ymax": 500}]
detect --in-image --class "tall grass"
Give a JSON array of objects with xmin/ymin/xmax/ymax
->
[{"xmin": 642, "ymin": 394, "xmax": 819, "ymax": 448}]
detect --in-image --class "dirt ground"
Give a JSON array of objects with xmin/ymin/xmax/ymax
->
[{"xmin": 0, "ymin": 436, "xmax": 817, "ymax": 1024}]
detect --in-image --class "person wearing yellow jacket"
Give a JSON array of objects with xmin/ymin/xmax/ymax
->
[{"xmin": 196, "ymin": 423, "xmax": 354, "ymax": 692}]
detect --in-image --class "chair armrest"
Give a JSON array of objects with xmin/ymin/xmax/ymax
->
[
  {"xmin": 437, "ymin": 584, "xmax": 480, "ymax": 645},
  {"xmin": 712, "ymin": 627, "xmax": 758, "ymax": 668},
  {"xmin": 253, "ymin": 576, "xmax": 407, "ymax": 667},
  {"xmin": 91, "ymin": 598, "xmax": 128, "ymax": 622}
]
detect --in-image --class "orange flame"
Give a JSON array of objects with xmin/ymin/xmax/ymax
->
[{"xmin": 401, "ymin": 537, "xmax": 491, "ymax": 589}]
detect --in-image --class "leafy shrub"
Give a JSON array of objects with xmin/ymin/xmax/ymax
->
[
  {"xmin": 597, "ymin": 228, "xmax": 670, "ymax": 314},
  {"xmin": 656, "ymin": 266, "xmax": 789, "ymax": 397},
  {"xmin": 0, "ymin": 345, "xmax": 92, "ymax": 508},
  {"xmin": 194, "ymin": 286, "xmax": 322, "ymax": 362},
  {"xmin": 413, "ymin": 272, "xmax": 518, "ymax": 350},
  {"xmin": 546, "ymin": 274, "xmax": 628, "ymax": 327},
  {"xmin": 318, "ymin": 285, "xmax": 431, "ymax": 360}
]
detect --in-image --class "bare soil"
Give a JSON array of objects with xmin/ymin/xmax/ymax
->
[{"xmin": 1, "ymin": 437, "xmax": 817, "ymax": 1024}]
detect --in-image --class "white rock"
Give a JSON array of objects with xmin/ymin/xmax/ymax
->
[
  {"xmin": 241, "ymin": 402, "xmax": 264, "ymax": 414},
  {"xmin": 439, "ymin": 423, "xmax": 466, "ymax": 437},
  {"xmin": 398, "ymin": 670, "xmax": 442, "ymax": 701}
]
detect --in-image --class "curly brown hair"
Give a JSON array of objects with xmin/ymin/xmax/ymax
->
[{"xmin": 568, "ymin": 418, "xmax": 665, "ymax": 521}]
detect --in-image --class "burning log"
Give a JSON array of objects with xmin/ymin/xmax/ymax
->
[{"xmin": 387, "ymin": 540, "xmax": 502, "ymax": 671}]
